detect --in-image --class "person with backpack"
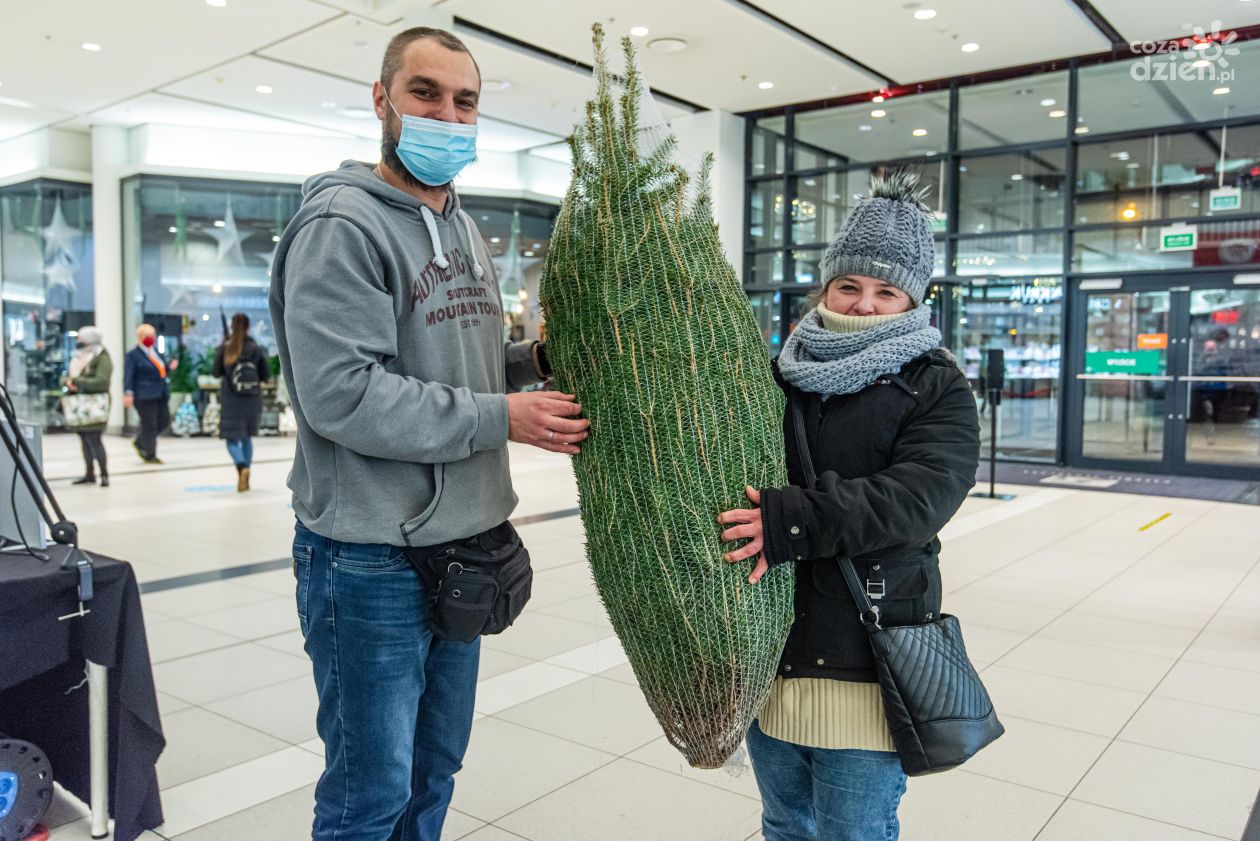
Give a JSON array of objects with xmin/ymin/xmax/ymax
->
[{"xmin": 213, "ymin": 313, "xmax": 270, "ymax": 491}]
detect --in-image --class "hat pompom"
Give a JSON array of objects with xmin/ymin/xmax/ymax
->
[{"xmin": 869, "ymin": 169, "xmax": 932, "ymax": 214}]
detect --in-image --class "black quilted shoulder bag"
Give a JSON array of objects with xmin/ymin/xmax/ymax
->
[{"xmin": 789, "ymin": 390, "xmax": 1004, "ymax": 776}]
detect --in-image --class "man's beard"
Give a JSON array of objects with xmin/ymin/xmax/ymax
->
[{"xmin": 381, "ymin": 115, "xmax": 449, "ymax": 191}]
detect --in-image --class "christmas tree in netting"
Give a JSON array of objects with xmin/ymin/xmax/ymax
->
[{"xmin": 539, "ymin": 25, "xmax": 794, "ymax": 769}]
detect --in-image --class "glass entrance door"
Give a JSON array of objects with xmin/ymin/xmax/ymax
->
[{"xmin": 1069, "ymin": 276, "xmax": 1260, "ymax": 478}]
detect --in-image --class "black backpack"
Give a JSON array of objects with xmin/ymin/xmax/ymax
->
[{"xmin": 229, "ymin": 351, "xmax": 261, "ymax": 395}]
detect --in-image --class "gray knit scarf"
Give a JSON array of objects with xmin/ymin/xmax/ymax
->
[{"xmin": 778, "ymin": 305, "xmax": 941, "ymax": 396}]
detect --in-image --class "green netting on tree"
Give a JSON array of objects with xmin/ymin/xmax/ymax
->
[{"xmin": 538, "ymin": 24, "xmax": 794, "ymax": 770}]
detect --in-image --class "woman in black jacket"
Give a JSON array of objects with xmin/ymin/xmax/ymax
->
[
  {"xmin": 213, "ymin": 313, "xmax": 270, "ymax": 492},
  {"xmin": 719, "ymin": 172, "xmax": 980, "ymax": 841}
]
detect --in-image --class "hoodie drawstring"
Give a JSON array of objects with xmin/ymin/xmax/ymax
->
[
  {"xmin": 459, "ymin": 211, "xmax": 486, "ymax": 281},
  {"xmin": 419, "ymin": 205, "xmax": 449, "ymax": 270}
]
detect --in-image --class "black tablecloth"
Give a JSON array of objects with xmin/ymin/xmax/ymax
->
[{"xmin": 0, "ymin": 547, "xmax": 164, "ymax": 841}]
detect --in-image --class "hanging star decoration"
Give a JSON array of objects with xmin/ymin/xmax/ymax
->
[
  {"xmin": 497, "ymin": 210, "xmax": 526, "ymax": 315},
  {"xmin": 201, "ymin": 199, "xmax": 247, "ymax": 265},
  {"xmin": 42, "ymin": 195, "xmax": 81, "ymax": 294}
]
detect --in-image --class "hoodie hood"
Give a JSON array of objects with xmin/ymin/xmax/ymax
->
[{"xmin": 301, "ymin": 160, "xmax": 484, "ymax": 279}]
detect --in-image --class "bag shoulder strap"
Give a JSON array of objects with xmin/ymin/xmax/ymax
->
[{"xmin": 787, "ymin": 389, "xmax": 880, "ymax": 625}]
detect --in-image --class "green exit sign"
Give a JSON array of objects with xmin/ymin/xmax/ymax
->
[
  {"xmin": 1160, "ymin": 225, "xmax": 1198, "ymax": 252},
  {"xmin": 1210, "ymin": 187, "xmax": 1242, "ymax": 212}
]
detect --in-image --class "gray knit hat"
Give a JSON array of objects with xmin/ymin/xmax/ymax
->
[{"xmin": 818, "ymin": 170, "xmax": 936, "ymax": 304}]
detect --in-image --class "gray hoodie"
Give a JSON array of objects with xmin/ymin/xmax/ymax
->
[{"xmin": 270, "ymin": 160, "xmax": 541, "ymax": 547}]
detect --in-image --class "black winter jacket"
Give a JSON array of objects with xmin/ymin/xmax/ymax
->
[
  {"xmin": 213, "ymin": 340, "xmax": 270, "ymax": 440},
  {"xmin": 759, "ymin": 349, "xmax": 981, "ymax": 683}
]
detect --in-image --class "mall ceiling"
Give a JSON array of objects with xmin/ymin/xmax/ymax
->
[{"xmin": 1, "ymin": 0, "xmax": 1256, "ymax": 155}]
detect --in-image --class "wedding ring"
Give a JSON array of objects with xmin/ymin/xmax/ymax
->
[{"xmin": 548, "ymin": 430, "xmax": 555, "ymax": 444}]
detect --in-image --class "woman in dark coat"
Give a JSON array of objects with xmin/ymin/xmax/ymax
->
[
  {"xmin": 719, "ymin": 172, "xmax": 980, "ymax": 841},
  {"xmin": 213, "ymin": 313, "xmax": 270, "ymax": 492}
]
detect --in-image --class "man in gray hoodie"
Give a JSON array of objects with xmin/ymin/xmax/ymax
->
[{"xmin": 269, "ymin": 26, "xmax": 589, "ymax": 841}]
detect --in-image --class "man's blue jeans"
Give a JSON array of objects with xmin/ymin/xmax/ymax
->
[
  {"xmin": 293, "ymin": 521, "xmax": 480, "ymax": 841},
  {"xmin": 226, "ymin": 437, "xmax": 253, "ymax": 467},
  {"xmin": 746, "ymin": 720, "xmax": 907, "ymax": 841}
]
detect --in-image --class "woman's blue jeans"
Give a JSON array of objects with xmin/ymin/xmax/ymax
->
[
  {"xmin": 746, "ymin": 720, "xmax": 907, "ymax": 841},
  {"xmin": 226, "ymin": 437, "xmax": 253, "ymax": 468},
  {"xmin": 293, "ymin": 520, "xmax": 480, "ymax": 841}
]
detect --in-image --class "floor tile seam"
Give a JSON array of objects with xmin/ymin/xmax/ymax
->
[
  {"xmin": 983, "ymin": 506, "xmax": 1216, "ymax": 677},
  {"xmin": 1053, "ymin": 553, "xmax": 1260, "ymax": 825},
  {"xmin": 616, "ymin": 753, "xmax": 763, "ymax": 803},
  {"xmin": 150, "ymin": 635, "xmax": 307, "ymax": 668},
  {"xmin": 996, "ymin": 711, "xmax": 1129, "ymax": 742},
  {"xmin": 982, "ymin": 660, "xmax": 1168, "ymax": 697},
  {"xmin": 1033, "ymin": 627, "xmax": 1196, "ymax": 660},
  {"xmin": 180, "ymin": 698, "xmax": 320, "ymax": 752},
  {"xmin": 1030, "ymin": 798, "xmax": 1236, "ymax": 841},
  {"xmin": 1112, "ymin": 735, "xmax": 1260, "ymax": 775},
  {"xmin": 1042, "ymin": 495, "xmax": 1212, "ymax": 553},
  {"xmin": 482, "ymin": 711, "xmax": 657, "ymax": 762},
  {"xmin": 158, "ymin": 662, "xmax": 313, "ymax": 707},
  {"xmin": 464, "ymin": 752, "xmax": 623, "ymax": 826}
]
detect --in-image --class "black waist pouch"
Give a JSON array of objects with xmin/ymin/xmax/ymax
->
[{"xmin": 405, "ymin": 521, "xmax": 533, "ymax": 643}]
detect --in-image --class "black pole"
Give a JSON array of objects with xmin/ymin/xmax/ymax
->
[
  {"xmin": 989, "ymin": 388, "xmax": 999, "ymax": 498},
  {"xmin": 0, "ymin": 387, "xmax": 93, "ymax": 601}
]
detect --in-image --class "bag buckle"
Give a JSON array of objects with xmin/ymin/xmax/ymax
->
[{"xmin": 866, "ymin": 578, "xmax": 886, "ymax": 600}]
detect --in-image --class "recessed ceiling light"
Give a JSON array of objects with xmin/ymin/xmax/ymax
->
[
  {"xmin": 341, "ymin": 107, "xmax": 375, "ymax": 119},
  {"xmin": 1126, "ymin": 162, "xmax": 1141, "ymax": 169},
  {"xmin": 1048, "ymin": 109, "xmax": 1067, "ymax": 118},
  {"xmin": 1214, "ymin": 86, "xmax": 1232, "ymax": 95},
  {"xmin": 482, "ymin": 79, "xmax": 511, "ymax": 92},
  {"xmin": 490, "ymin": 237, "xmax": 501, "ymax": 243},
  {"xmin": 630, "ymin": 26, "xmax": 649, "ymax": 37},
  {"xmin": 912, "ymin": 128, "xmax": 928, "ymax": 136},
  {"xmin": 256, "ymin": 84, "xmax": 273, "ymax": 94},
  {"xmin": 914, "ymin": 9, "xmax": 937, "ymax": 19},
  {"xmin": 532, "ymin": 242, "xmax": 542, "ymax": 249},
  {"xmin": 1040, "ymin": 98, "xmax": 1056, "ymax": 107},
  {"xmin": 961, "ymin": 42, "xmax": 980, "ymax": 52},
  {"xmin": 82, "ymin": 42, "xmax": 102, "ymax": 52},
  {"xmin": 758, "ymin": 81, "xmax": 774, "ymax": 90},
  {"xmin": 1075, "ymin": 126, "xmax": 1090, "ymax": 134},
  {"xmin": 1010, "ymin": 174, "xmax": 1024, "ymax": 181},
  {"xmin": 321, "ymin": 100, "xmax": 337, "ymax": 109},
  {"xmin": 212, "ymin": 284, "xmax": 223, "ymax": 294},
  {"xmin": 205, "ymin": 0, "xmax": 226, "ymax": 6},
  {"xmin": 168, "ymin": 226, "xmax": 177, "ymax": 233},
  {"xmin": 871, "ymin": 109, "xmax": 886, "ymax": 117},
  {"xmin": 872, "ymin": 94, "xmax": 885, "ymax": 103},
  {"xmin": 524, "ymin": 250, "xmax": 535, "ymax": 257},
  {"xmin": 272, "ymin": 235, "xmax": 280, "ymax": 242},
  {"xmin": 214, "ymin": 220, "xmax": 226, "ymax": 227},
  {"xmin": 859, "ymin": 124, "xmax": 873, "ymax": 131},
  {"xmin": 646, "ymin": 37, "xmax": 688, "ymax": 53}
]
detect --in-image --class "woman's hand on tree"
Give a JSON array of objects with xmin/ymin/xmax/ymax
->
[{"xmin": 718, "ymin": 486, "xmax": 770, "ymax": 584}]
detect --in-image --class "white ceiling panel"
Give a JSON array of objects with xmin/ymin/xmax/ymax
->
[
  {"xmin": 159, "ymin": 55, "xmax": 383, "ymax": 139},
  {"xmin": 0, "ymin": 102, "xmax": 75, "ymax": 143},
  {"xmin": 445, "ymin": 0, "xmax": 882, "ymax": 110},
  {"xmin": 0, "ymin": 0, "xmax": 339, "ymax": 115},
  {"xmin": 755, "ymin": 0, "xmax": 1111, "ymax": 87},
  {"xmin": 259, "ymin": 14, "xmax": 396, "ymax": 85},
  {"xmin": 453, "ymin": 29, "xmax": 691, "ymax": 137},
  {"xmin": 76, "ymin": 92, "xmax": 349, "ymax": 137},
  {"xmin": 1090, "ymin": 0, "xmax": 1260, "ymax": 44}
]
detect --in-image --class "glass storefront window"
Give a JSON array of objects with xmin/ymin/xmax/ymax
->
[
  {"xmin": 955, "ymin": 232, "xmax": 1065, "ymax": 276},
  {"xmin": 1077, "ymin": 40, "xmax": 1260, "ymax": 135},
  {"xmin": 461, "ymin": 197, "xmax": 558, "ymax": 342},
  {"xmin": 747, "ymin": 250, "xmax": 786, "ymax": 285},
  {"xmin": 748, "ymin": 290, "xmax": 783, "ymax": 349},
  {"xmin": 958, "ymin": 277, "xmax": 1063, "ymax": 461},
  {"xmin": 748, "ymin": 180, "xmax": 785, "ymax": 250},
  {"xmin": 1081, "ymin": 290, "xmax": 1171, "ymax": 461},
  {"xmin": 1075, "ymin": 125, "xmax": 1260, "ymax": 225},
  {"xmin": 750, "ymin": 116, "xmax": 787, "ymax": 177},
  {"xmin": 958, "ymin": 72, "xmax": 1071, "ymax": 150},
  {"xmin": 1, "ymin": 180, "xmax": 95, "ymax": 428},
  {"xmin": 1183, "ymin": 287, "xmax": 1260, "ymax": 466},
  {"xmin": 1072, "ymin": 218, "xmax": 1260, "ymax": 273},
  {"xmin": 794, "ymin": 90, "xmax": 950, "ymax": 163},
  {"xmin": 791, "ymin": 171, "xmax": 856, "ymax": 247},
  {"xmin": 959, "ymin": 149, "xmax": 1067, "ymax": 234}
]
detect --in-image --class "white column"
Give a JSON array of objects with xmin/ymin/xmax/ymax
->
[
  {"xmin": 667, "ymin": 110, "xmax": 747, "ymax": 278},
  {"xmin": 90, "ymin": 126, "xmax": 128, "ymax": 431}
]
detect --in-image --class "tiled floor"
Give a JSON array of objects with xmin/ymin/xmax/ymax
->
[{"xmin": 28, "ymin": 433, "xmax": 1260, "ymax": 840}]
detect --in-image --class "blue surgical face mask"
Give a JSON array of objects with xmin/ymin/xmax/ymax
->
[{"xmin": 386, "ymin": 97, "xmax": 478, "ymax": 187}]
